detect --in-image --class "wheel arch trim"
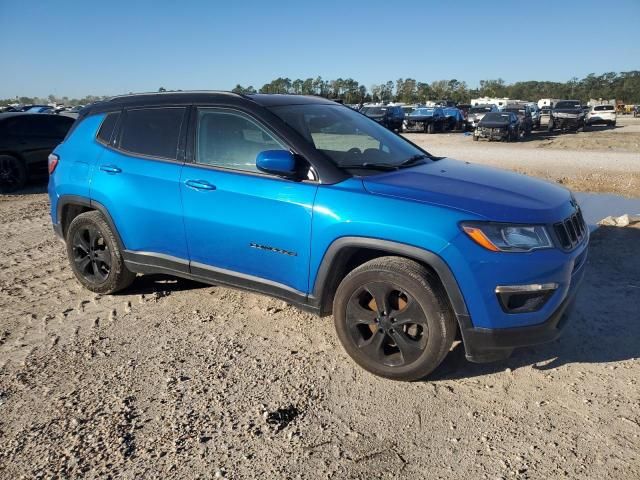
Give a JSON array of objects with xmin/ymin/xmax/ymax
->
[
  {"xmin": 312, "ymin": 236, "xmax": 470, "ymax": 320},
  {"xmin": 56, "ymin": 194, "xmax": 125, "ymax": 250}
]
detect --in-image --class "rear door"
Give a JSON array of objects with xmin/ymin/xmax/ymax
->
[
  {"xmin": 89, "ymin": 106, "xmax": 190, "ymax": 263},
  {"xmin": 180, "ymin": 107, "xmax": 317, "ymax": 294}
]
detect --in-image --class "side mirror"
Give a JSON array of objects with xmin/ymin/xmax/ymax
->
[{"xmin": 256, "ymin": 150, "xmax": 297, "ymax": 177}]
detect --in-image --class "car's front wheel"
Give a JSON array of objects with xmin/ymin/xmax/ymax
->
[
  {"xmin": 66, "ymin": 211, "xmax": 136, "ymax": 294},
  {"xmin": 333, "ymin": 257, "xmax": 456, "ymax": 381}
]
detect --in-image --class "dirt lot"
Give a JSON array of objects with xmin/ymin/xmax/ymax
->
[
  {"xmin": 1, "ymin": 118, "xmax": 640, "ymax": 479},
  {"xmin": 1, "ymin": 195, "xmax": 640, "ymax": 477},
  {"xmin": 405, "ymin": 115, "xmax": 640, "ymax": 197}
]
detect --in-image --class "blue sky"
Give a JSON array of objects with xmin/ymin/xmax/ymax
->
[{"xmin": 0, "ymin": 0, "xmax": 638, "ymax": 98}]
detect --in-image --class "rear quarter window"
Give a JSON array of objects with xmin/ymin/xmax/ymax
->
[
  {"xmin": 119, "ymin": 107, "xmax": 186, "ymax": 160},
  {"xmin": 96, "ymin": 112, "xmax": 121, "ymax": 144}
]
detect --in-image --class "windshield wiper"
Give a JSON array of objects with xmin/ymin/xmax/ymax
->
[
  {"xmin": 340, "ymin": 162, "xmax": 399, "ymax": 171},
  {"xmin": 398, "ymin": 154, "xmax": 429, "ymax": 167}
]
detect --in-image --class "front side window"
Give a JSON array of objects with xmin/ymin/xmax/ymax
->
[
  {"xmin": 270, "ymin": 104, "xmax": 431, "ymax": 169},
  {"xmin": 119, "ymin": 107, "xmax": 185, "ymax": 159},
  {"xmin": 196, "ymin": 109, "xmax": 286, "ymax": 172}
]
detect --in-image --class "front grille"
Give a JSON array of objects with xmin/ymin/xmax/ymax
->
[{"xmin": 554, "ymin": 209, "xmax": 587, "ymax": 250}]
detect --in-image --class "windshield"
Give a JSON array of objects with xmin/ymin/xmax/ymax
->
[
  {"xmin": 469, "ymin": 107, "xmax": 492, "ymax": 114},
  {"xmin": 269, "ymin": 104, "xmax": 431, "ymax": 169},
  {"xmin": 483, "ymin": 113, "xmax": 510, "ymax": 122},
  {"xmin": 555, "ymin": 101, "xmax": 580, "ymax": 109},
  {"xmin": 411, "ymin": 108, "xmax": 434, "ymax": 116},
  {"xmin": 361, "ymin": 107, "xmax": 386, "ymax": 116}
]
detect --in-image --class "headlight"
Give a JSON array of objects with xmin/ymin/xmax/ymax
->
[{"xmin": 461, "ymin": 222, "xmax": 553, "ymax": 252}]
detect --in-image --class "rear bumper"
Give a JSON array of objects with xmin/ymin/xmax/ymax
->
[{"xmin": 460, "ymin": 254, "xmax": 586, "ymax": 363}]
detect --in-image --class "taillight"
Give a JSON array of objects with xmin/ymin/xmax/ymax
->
[{"xmin": 48, "ymin": 153, "xmax": 59, "ymax": 174}]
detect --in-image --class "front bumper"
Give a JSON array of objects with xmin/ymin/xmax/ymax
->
[
  {"xmin": 458, "ymin": 243, "xmax": 588, "ymax": 363},
  {"xmin": 475, "ymin": 127, "xmax": 509, "ymax": 140}
]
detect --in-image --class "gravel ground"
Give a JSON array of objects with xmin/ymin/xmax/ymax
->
[
  {"xmin": 405, "ymin": 116, "xmax": 640, "ymax": 197},
  {"xmin": 0, "ymin": 190, "xmax": 639, "ymax": 478}
]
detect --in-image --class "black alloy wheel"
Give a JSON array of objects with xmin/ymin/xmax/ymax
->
[
  {"xmin": 333, "ymin": 256, "xmax": 456, "ymax": 381},
  {"xmin": 72, "ymin": 224, "xmax": 112, "ymax": 284},
  {"xmin": 346, "ymin": 281, "xmax": 429, "ymax": 367},
  {"xmin": 0, "ymin": 155, "xmax": 27, "ymax": 193}
]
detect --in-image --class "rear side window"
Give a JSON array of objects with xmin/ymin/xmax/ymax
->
[
  {"xmin": 119, "ymin": 107, "xmax": 185, "ymax": 159},
  {"xmin": 3, "ymin": 115, "xmax": 72, "ymax": 138},
  {"xmin": 96, "ymin": 112, "xmax": 120, "ymax": 144}
]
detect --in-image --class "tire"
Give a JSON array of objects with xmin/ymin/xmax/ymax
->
[
  {"xmin": 427, "ymin": 123, "xmax": 435, "ymax": 134},
  {"xmin": 66, "ymin": 211, "xmax": 136, "ymax": 294},
  {"xmin": 472, "ymin": 134, "xmax": 479, "ymax": 141},
  {"xmin": 548, "ymin": 120, "xmax": 554, "ymax": 132},
  {"xmin": 0, "ymin": 154, "xmax": 27, "ymax": 193},
  {"xmin": 333, "ymin": 256, "xmax": 456, "ymax": 381},
  {"xmin": 397, "ymin": 123, "xmax": 403, "ymax": 133}
]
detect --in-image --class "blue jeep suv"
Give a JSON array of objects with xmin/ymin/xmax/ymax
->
[{"xmin": 48, "ymin": 92, "xmax": 589, "ymax": 380}]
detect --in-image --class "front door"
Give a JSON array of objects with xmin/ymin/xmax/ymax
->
[{"xmin": 180, "ymin": 107, "xmax": 317, "ymax": 294}]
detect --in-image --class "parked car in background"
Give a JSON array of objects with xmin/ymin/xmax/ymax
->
[
  {"xmin": 360, "ymin": 105, "xmax": 405, "ymax": 132},
  {"xmin": 527, "ymin": 103, "xmax": 541, "ymax": 129},
  {"xmin": 502, "ymin": 104, "xmax": 532, "ymax": 137},
  {"xmin": 443, "ymin": 107, "xmax": 465, "ymax": 131},
  {"xmin": 405, "ymin": 107, "xmax": 446, "ymax": 133},
  {"xmin": 48, "ymin": 91, "xmax": 588, "ymax": 381},
  {"xmin": 466, "ymin": 105, "xmax": 499, "ymax": 130},
  {"xmin": 473, "ymin": 112, "xmax": 520, "ymax": 142},
  {"xmin": 401, "ymin": 105, "xmax": 417, "ymax": 117},
  {"xmin": 0, "ymin": 113, "xmax": 75, "ymax": 192},
  {"xmin": 549, "ymin": 100, "xmax": 585, "ymax": 132},
  {"xmin": 585, "ymin": 104, "xmax": 617, "ymax": 127},
  {"xmin": 456, "ymin": 104, "xmax": 471, "ymax": 120},
  {"xmin": 539, "ymin": 106, "xmax": 551, "ymax": 128}
]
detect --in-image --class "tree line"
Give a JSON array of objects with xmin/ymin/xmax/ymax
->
[
  {"xmin": 3, "ymin": 71, "xmax": 639, "ymax": 107},
  {"xmin": 234, "ymin": 71, "xmax": 640, "ymax": 104}
]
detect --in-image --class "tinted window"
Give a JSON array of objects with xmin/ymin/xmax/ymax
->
[
  {"xmin": 97, "ymin": 112, "xmax": 120, "ymax": 144},
  {"xmin": 3, "ymin": 115, "xmax": 72, "ymax": 137},
  {"xmin": 594, "ymin": 105, "xmax": 614, "ymax": 111},
  {"xmin": 555, "ymin": 101, "xmax": 580, "ymax": 109},
  {"xmin": 48, "ymin": 116, "xmax": 74, "ymax": 137},
  {"xmin": 119, "ymin": 108, "xmax": 185, "ymax": 159},
  {"xmin": 196, "ymin": 109, "xmax": 286, "ymax": 172}
]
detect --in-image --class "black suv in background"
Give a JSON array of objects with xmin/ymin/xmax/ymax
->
[
  {"xmin": 502, "ymin": 105, "xmax": 533, "ymax": 137},
  {"xmin": 549, "ymin": 100, "xmax": 585, "ymax": 132},
  {"xmin": 360, "ymin": 105, "xmax": 405, "ymax": 132},
  {"xmin": 0, "ymin": 113, "xmax": 75, "ymax": 192}
]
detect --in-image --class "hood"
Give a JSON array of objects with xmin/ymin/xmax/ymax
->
[{"xmin": 361, "ymin": 158, "xmax": 572, "ymax": 223}]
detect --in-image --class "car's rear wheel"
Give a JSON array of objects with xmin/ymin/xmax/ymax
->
[
  {"xmin": 427, "ymin": 123, "xmax": 435, "ymax": 134},
  {"xmin": 333, "ymin": 257, "xmax": 456, "ymax": 381},
  {"xmin": 66, "ymin": 211, "xmax": 136, "ymax": 294},
  {"xmin": 0, "ymin": 155, "xmax": 27, "ymax": 193}
]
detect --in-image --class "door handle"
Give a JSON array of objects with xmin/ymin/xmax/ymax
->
[
  {"xmin": 185, "ymin": 179, "xmax": 216, "ymax": 191},
  {"xmin": 100, "ymin": 165, "xmax": 122, "ymax": 174}
]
